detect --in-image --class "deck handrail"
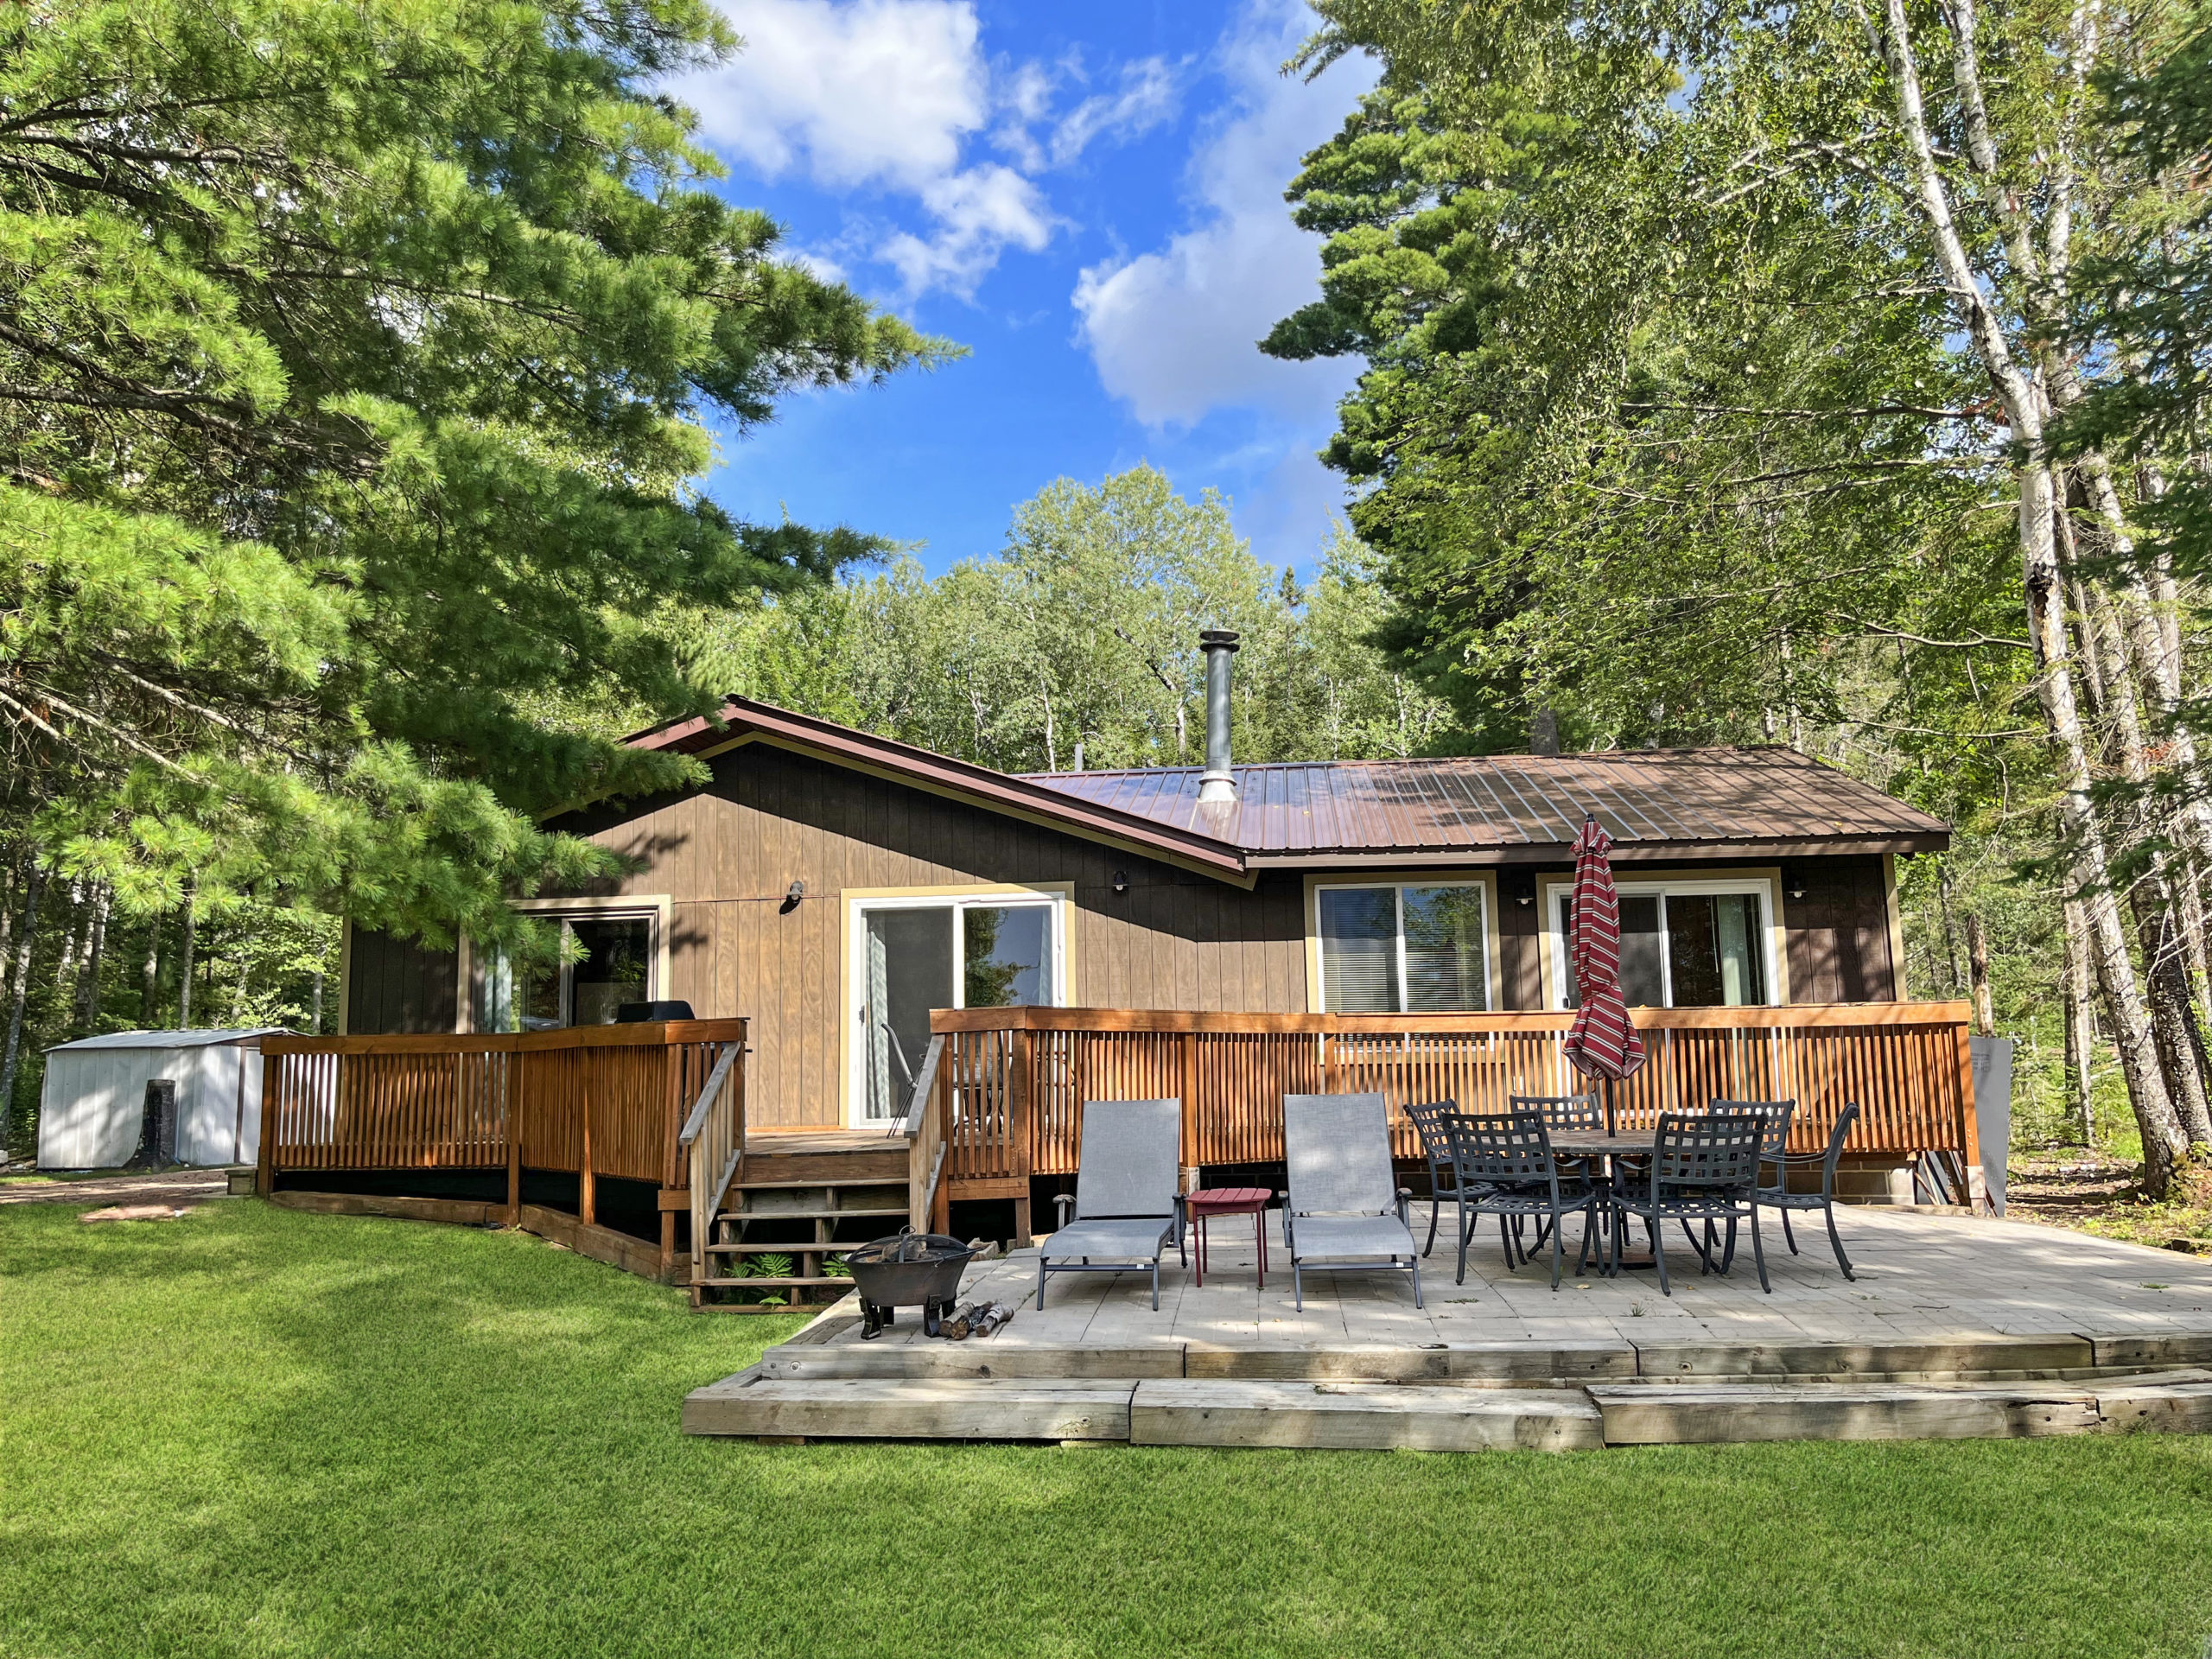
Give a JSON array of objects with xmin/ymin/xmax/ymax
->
[
  {"xmin": 682, "ymin": 1038, "xmax": 748, "ymax": 1287},
  {"xmin": 903, "ymin": 1033, "xmax": 948, "ymax": 1231},
  {"xmin": 926, "ymin": 1002, "xmax": 1974, "ymax": 1033},
  {"xmin": 920, "ymin": 1001, "xmax": 1983, "ymax": 1211}
]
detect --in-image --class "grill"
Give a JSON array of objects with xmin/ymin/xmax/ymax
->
[{"xmin": 843, "ymin": 1231, "xmax": 977, "ymax": 1338}]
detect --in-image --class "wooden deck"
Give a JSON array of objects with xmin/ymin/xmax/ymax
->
[
  {"xmin": 920, "ymin": 1001, "xmax": 1988, "ymax": 1235},
  {"xmin": 683, "ymin": 1208, "xmax": 2212, "ymax": 1449}
]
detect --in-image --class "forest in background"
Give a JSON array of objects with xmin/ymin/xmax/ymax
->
[{"xmin": 3, "ymin": 0, "xmax": 2209, "ymax": 1203}]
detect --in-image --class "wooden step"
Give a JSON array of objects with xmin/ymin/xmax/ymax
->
[
  {"xmin": 728, "ymin": 1177, "xmax": 908, "ymax": 1194},
  {"xmin": 760, "ymin": 1343, "xmax": 1183, "ymax": 1381},
  {"xmin": 715, "ymin": 1206, "xmax": 908, "ymax": 1223},
  {"xmin": 1180, "ymin": 1339, "xmax": 1637, "ymax": 1382},
  {"xmin": 705, "ymin": 1241, "xmax": 858, "ymax": 1255},
  {"xmin": 739, "ymin": 1152, "xmax": 907, "ymax": 1184},
  {"xmin": 683, "ymin": 1370, "xmax": 1134, "ymax": 1440},
  {"xmin": 1586, "ymin": 1369, "xmax": 2212, "ymax": 1444},
  {"xmin": 1128, "ymin": 1380, "xmax": 1605, "ymax": 1452},
  {"xmin": 1627, "ymin": 1333, "xmax": 2096, "ymax": 1380}
]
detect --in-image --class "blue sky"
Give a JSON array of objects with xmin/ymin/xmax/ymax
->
[{"xmin": 673, "ymin": 0, "xmax": 1376, "ymax": 577}]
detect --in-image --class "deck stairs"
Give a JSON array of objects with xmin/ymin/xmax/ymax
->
[{"xmin": 691, "ymin": 1129, "xmax": 915, "ymax": 1313}]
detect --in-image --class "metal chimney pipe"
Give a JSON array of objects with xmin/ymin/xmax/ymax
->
[{"xmin": 1198, "ymin": 628, "xmax": 1240, "ymax": 804}]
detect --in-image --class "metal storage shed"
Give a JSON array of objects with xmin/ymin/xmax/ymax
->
[{"xmin": 36, "ymin": 1029, "xmax": 285, "ymax": 1169}]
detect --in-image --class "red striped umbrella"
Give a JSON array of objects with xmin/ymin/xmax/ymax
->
[{"xmin": 1563, "ymin": 817, "xmax": 1647, "ymax": 1084}]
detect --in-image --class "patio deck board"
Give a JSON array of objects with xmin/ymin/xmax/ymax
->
[{"xmin": 831, "ymin": 1207, "xmax": 2212, "ymax": 1363}]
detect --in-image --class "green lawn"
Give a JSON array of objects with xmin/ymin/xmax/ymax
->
[{"xmin": 5, "ymin": 1202, "xmax": 2212, "ymax": 1658}]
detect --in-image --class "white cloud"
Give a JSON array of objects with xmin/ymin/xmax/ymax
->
[
  {"xmin": 683, "ymin": 0, "xmax": 985, "ymax": 192},
  {"xmin": 681, "ymin": 1, "xmax": 1177, "ymax": 299},
  {"xmin": 1048, "ymin": 57, "xmax": 1180, "ymax": 167},
  {"xmin": 880, "ymin": 164, "xmax": 1054, "ymax": 293},
  {"xmin": 1072, "ymin": 0, "xmax": 1371, "ymax": 426}
]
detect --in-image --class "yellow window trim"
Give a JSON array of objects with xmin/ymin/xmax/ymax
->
[
  {"xmin": 839, "ymin": 881, "xmax": 1077, "ymax": 1129},
  {"xmin": 1533, "ymin": 866, "xmax": 1789, "ymax": 1010},
  {"xmin": 1301, "ymin": 871, "xmax": 1503, "ymax": 1014}
]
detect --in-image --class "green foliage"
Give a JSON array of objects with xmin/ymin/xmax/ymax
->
[
  {"xmin": 0, "ymin": 0, "xmax": 947, "ymax": 947},
  {"xmin": 2056, "ymin": 4, "xmax": 2212, "ymax": 582},
  {"xmin": 688, "ymin": 467, "xmax": 1451, "ymax": 772},
  {"xmin": 1268, "ymin": 16, "xmax": 2047, "ymax": 771}
]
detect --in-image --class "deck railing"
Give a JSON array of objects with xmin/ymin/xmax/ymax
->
[
  {"xmin": 925, "ymin": 1002, "xmax": 1983, "ymax": 1226},
  {"xmin": 259, "ymin": 1020, "xmax": 749, "ymax": 1272},
  {"xmin": 677, "ymin": 1039, "xmax": 748, "ymax": 1287}
]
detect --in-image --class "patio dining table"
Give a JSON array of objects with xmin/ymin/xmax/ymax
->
[
  {"xmin": 1544, "ymin": 1126, "xmax": 1661, "ymax": 1158},
  {"xmin": 1539, "ymin": 1125, "xmax": 1662, "ymax": 1273}
]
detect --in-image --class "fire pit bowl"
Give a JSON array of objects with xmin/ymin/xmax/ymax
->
[{"xmin": 843, "ymin": 1231, "xmax": 977, "ymax": 1338}]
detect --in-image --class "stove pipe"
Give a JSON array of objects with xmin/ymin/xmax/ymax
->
[{"xmin": 1198, "ymin": 628, "xmax": 1240, "ymax": 804}]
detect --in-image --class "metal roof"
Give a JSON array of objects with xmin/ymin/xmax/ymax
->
[
  {"xmin": 44, "ymin": 1027, "xmax": 289, "ymax": 1054},
  {"xmin": 1020, "ymin": 747, "xmax": 1948, "ymax": 864},
  {"xmin": 617, "ymin": 700, "xmax": 1947, "ymax": 874}
]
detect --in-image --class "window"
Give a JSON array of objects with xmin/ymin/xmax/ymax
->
[
  {"xmin": 1548, "ymin": 880, "xmax": 1776, "ymax": 1008},
  {"xmin": 851, "ymin": 893, "xmax": 1066, "ymax": 1122},
  {"xmin": 1315, "ymin": 882, "xmax": 1492, "ymax": 1013},
  {"xmin": 472, "ymin": 912, "xmax": 658, "ymax": 1032}
]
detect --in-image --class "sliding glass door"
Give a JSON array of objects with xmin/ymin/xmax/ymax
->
[{"xmin": 854, "ymin": 895, "xmax": 1063, "ymax": 1122}]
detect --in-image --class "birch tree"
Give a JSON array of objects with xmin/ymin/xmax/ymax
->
[{"xmin": 1292, "ymin": 0, "xmax": 2207, "ymax": 1185}]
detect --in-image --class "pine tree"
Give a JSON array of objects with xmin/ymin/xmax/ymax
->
[{"xmin": 0, "ymin": 0, "xmax": 949, "ymax": 958}]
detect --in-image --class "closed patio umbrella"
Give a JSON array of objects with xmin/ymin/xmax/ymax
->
[{"xmin": 1562, "ymin": 816, "xmax": 1646, "ymax": 1128}]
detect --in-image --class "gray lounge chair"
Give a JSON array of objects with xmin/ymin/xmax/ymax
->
[
  {"xmin": 1281, "ymin": 1092, "xmax": 1423, "ymax": 1310},
  {"xmin": 1038, "ymin": 1097, "xmax": 1186, "ymax": 1310}
]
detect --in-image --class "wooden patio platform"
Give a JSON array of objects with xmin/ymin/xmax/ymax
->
[{"xmin": 683, "ymin": 1208, "xmax": 2212, "ymax": 1450}]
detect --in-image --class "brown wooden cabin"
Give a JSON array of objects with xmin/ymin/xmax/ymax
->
[
  {"xmin": 344, "ymin": 696, "xmax": 1942, "ymax": 1099},
  {"xmin": 296, "ymin": 687, "xmax": 1976, "ymax": 1303}
]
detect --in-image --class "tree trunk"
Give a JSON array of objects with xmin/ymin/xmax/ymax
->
[
  {"xmin": 2063, "ymin": 894, "xmax": 2095, "ymax": 1143},
  {"xmin": 1965, "ymin": 913, "xmax": 1994, "ymax": 1037},
  {"xmin": 0, "ymin": 862, "xmax": 48, "ymax": 1160},
  {"xmin": 141, "ymin": 918, "xmax": 161, "ymax": 1027},
  {"xmin": 1868, "ymin": 0, "xmax": 2190, "ymax": 1189},
  {"xmin": 310, "ymin": 969, "xmax": 325, "ymax": 1037},
  {"xmin": 0, "ymin": 858, "xmax": 15, "ymax": 1002},
  {"xmin": 2072, "ymin": 560, "xmax": 2212, "ymax": 1144},
  {"xmin": 177, "ymin": 887, "xmax": 196, "ymax": 1028},
  {"xmin": 73, "ymin": 885, "xmax": 108, "ymax": 1036},
  {"xmin": 1936, "ymin": 866, "xmax": 1964, "ymax": 995},
  {"xmin": 51, "ymin": 879, "xmax": 83, "ymax": 992}
]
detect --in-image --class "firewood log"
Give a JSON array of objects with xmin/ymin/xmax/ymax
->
[{"xmin": 975, "ymin": 1300, "xmax": 1014, "ymax": 1337}]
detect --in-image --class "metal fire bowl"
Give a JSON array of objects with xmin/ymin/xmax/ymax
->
[{"xmin": 843, "ymin": 1233, "xmax": 976, "ymax": 1310}]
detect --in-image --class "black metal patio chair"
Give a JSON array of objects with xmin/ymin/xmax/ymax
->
[
  {"xmin": 1444, "ymin": 1109, "xmax": 1600, "ymax": 1291},
  {"xmin": 1609, "ymin": 1110, "xmax": 1771, "ymax": 1295},
  {"xmin": 1402, "ymin": 1098, "xmax": 1471, "ymax": 1259},
  {"xmin": 1753, "ymin": 1099, "xmax": 1862, "ymax": 1280},
  {"xmin": 1508, "ymin": 1092, "xmax": 1608, "ymax": 1255},
  {"xmin": 1689, "ymin": 1099, "xmax": 1795, "ymax": 1269}
]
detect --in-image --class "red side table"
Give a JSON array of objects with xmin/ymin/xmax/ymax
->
[{"xmin": 1187, "ymin": 1186, "xmax": 1271, "ymax": 1288}]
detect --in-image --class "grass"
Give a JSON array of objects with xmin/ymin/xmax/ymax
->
[{"xmin": 6, "ymin": 1204, "xmax": 2212, "ymax": 1659}]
